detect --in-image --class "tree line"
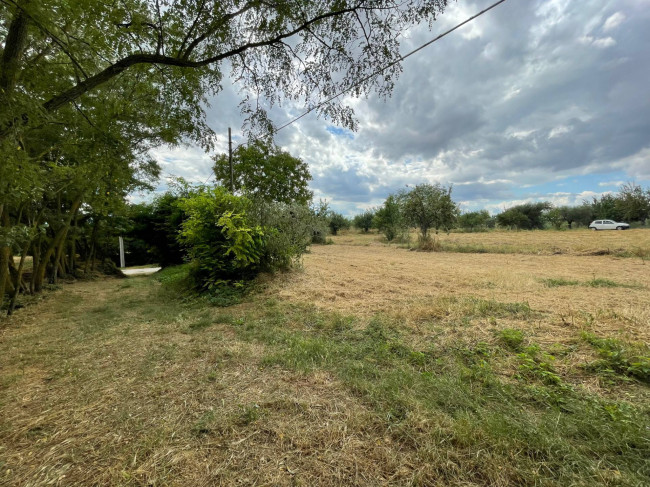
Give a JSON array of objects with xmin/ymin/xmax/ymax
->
[{"xmin": 350, "ymin": 182, "xmax": 650, "ymax": 241}]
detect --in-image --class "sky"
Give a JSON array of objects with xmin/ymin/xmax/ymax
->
[{"xmin": 147, "ymin": 0, "xmax": 650, "ymax": 216}]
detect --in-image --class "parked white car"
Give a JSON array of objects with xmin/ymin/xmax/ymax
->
[{"xmin": 588, "ymin": 220, "xmax": 630, "ymax": 230}]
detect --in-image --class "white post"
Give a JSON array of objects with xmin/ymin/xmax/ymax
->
[{"xmin": 119, "ymin": 236, "xmax": 125, "ymax": 268}]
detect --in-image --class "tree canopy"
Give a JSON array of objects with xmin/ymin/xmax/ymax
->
[
  {"xmin": 400, "ymin": 183, "xmax": 459, "ymax": 239},
  {"xmin": 1, "ymin": 0, "xmax": 450, "ymax": 139},
  {"xmin": 213, "ymin": 141, "xmax": 312, "ymax": 205}
]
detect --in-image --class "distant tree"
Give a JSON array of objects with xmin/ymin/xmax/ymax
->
[
  {"xmin": 400, "ymin": 184, "xmax": 459, "ymax": 239},
  {"xmin": 328, "ymin": 212, "xmax": 350, "ymax": 236},
  {"xmin": 614, "ymin": 183, "xmax": 650, "ymax": 224},
  {"xmin": 560, "ymin": 204, "xmax": 593, "ymax": 229},
  {"xmin": 353, "ymin": 210, "xmax": 376, "ymax": 232},
  {"xmin": 457, "ymin": 210, "xmax": 491, "ymax": 231},
  {"xmin": 213, "ymin": 141, "xmax": 313, "ymax": 205},
  {"xmin": 496, "ymin": 202, "xmax": 551, "ymax": 230},
  {"xmin": 589, "ymin": 194, "xmax": 620, "ymax": 221},
  {"xmin": 374, "ymin": 195, "xmax": 405, "ymax": 242},
  {"xmin": 496, "ymin": 209, "xmax": 530, "ymax": 230},
  {"xmin": 545, "ymin": 207, "xmax": 565, "ymax": 230}
]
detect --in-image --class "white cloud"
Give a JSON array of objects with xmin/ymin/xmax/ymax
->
[
  {"xmin": 592, "ymin": 37, "xmax": 617, "ymax": 48},
  {"xmin": 579, "ymin": 35, "xmax": 617, "ymax": 48},
  {"xmin": 603, "ymin": 12, "xmax": 625, "ymax": 32},
  {"xmin": 598, "ymin": 180, "xmax": 625, "ymax": 187}
]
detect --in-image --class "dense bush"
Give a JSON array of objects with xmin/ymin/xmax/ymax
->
[
  {"xmin": 328, "ymin": 212, "xmax": 350, "ymax": 236},
  {"xmin": 353, "ymin": 210, "xmax": 375, "ymax": 232},
  {"xmin": 457, "ymin": 210, "xmax": 491, "ymax": 231},
  {"xmin": 178, "ymin": 188, "xmax": 265, "ymax": 289},
  {"xmin": 177, "ymin": 187, "xmax": 319, "ymax": 291},
  {"xmin": 496, "ymin": 202, "xmax": 550, "ymax": 230},
  {"xmin": 249, "ymin": 198, "xmax": 325, "ymax": 270},
  {"xmin": 373, "ymin": 195, "xmax": 406, "ymax": 242},
  {"xmin": 126, "ymin": 193, "xmax": 186, "ymax": 266}
]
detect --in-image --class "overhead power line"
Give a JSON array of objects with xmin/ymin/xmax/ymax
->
[{"xmin": 203, "ymin": 0, "xmax": 508, "ymax": 184}]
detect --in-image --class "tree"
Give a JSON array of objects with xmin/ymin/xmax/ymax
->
[
  {"xmin": 589, "ymin": 194, "xmax": 619, "ymax": 221},
  {"xmin": 126, "ymin": 193, "xmax": 187, "ymax": 267},
  {"xmin": 457, "ymin": 210, "xmax": 490, "ymax": 231},
  {"xmin": 327, "ymin": 212, "xmax": 350, "ymax": 236},
  {"xmin": 213, "ymin": 141, "xmax": 312, "ymax": 205},
  {"xmin": 545, "ymin": 207, "xmax": 565, "ymax": 230},
  {"xmin": 559, "ymin": 204, "xmax": 593, "ymax": 229},
  {"xmin": 496, "ymin": 209, "xmax": 529, "ymax": 230},
  {"xmin": 353, "ymin": 210, "xmax": 375, "ymax": 232},
  {"xmin": 496, "ymin": 202, "xmax": 551, "ymax": 230},
  {"xmin": 1, "ymin": 1, "xmax": 451, "ymax": 138},
  {"xmin": 2, "ymin": 1, "xmax": 454, "ymax": 307},
  {"xmin": 615, "ymin": 183, "xmax": 649, "ymax": 224},
  {"xmin": 374, "ymin": 195, "xmax": 405, "ymax": 242},
  {"xmin": 400, "ymin": 184, "xmax": 458, "ymax": 240}
]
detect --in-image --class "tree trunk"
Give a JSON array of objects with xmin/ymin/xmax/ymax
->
[
  {"xmin": 34, "ymin": 197, "xmax": 82, "ymax": 291},
  {"xmin": 7, "ymin": 243, "xmax": 28, "ymax": 315},
  {"xmin": 0, "ymin": 6, "xmax": 29, "ymax": 94},
  {"xmin": 0, "ymin": 209, "xmax": 11, "ymax": 313}
]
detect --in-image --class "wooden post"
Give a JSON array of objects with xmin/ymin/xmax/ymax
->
[
  {"xmin": 228, "ymin": 127, "xmax": 234, "ymax": 193},
  {"xmin": 119, "ymin": 236, "xmax": 125, "ymax": 268}
]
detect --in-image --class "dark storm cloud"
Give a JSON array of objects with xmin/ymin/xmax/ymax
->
[{"xmin": 348, "ymin": 0, "xmax": 650, "ymax": 189}]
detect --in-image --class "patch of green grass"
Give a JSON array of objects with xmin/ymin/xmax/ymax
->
[
  {"xmin": 465, "ymin": 297, "xmax": 533, "ymax": 318},
  {"xmin": 229, "ymin": 305, "xmax": 650, "ymax": 485},
  {"xmin": 540, "ymin": 277, "xmax": 644, "ymax": 289},
  {"xmin": 586, "ymin": 278, "xmax": 621, "ymax": 288},
  {"xmin": 237, "ymin": 404, "xmax": 263, "ymax": 426},
  {"xmin": 192, "ymin": 410, "xmax": 216, "ymax": 436},
  {"xmin": 496, "ymin": 328, "xmax": 525, "ymax": 351},
  {"xmin": 187, "ymin": 317, "xmax": 214, "ymax": 331},
  {"xmin": 516, "ymin": 345, "xmax": 563, "ymax": 386},
  {"xmin": 540, "ymin": 277, "xmax": 580, "ymax": 287},
  {"xmin": 582, "ymin": 332, "xmax": 650, "ymax": 383}
]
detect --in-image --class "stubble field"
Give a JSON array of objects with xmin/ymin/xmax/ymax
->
[{"xmin": 1, "ymin": 229, "xmax": 649, "ymax": 486}]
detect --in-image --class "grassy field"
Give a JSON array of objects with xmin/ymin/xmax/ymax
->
[
  {"xmin": 334, "ymin": 228, "xmax": 650, "ymax": 258},
  {"xmin": 1, "ymin": 230, "xmax": 649, "ymax": 486}
]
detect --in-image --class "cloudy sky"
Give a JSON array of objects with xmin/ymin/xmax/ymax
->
[{"xmin": 149, "ymin": 0, "xmax": 650, "ymax": 216}]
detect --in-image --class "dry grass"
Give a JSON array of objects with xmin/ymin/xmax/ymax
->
[
  {"xmin": 337, "ymin": 228, "xmax": 650, "ymax": 257},
  {"xmin": 1, "ymin": 230, "xmax": 649, "ymax": 486},
  {"xmin": 0, "ymin": 280, "xmax": 401, "ymax": 486},
  {"xmin": 268, "ymin": 243, "xmax": 650, "ymax": 344}
]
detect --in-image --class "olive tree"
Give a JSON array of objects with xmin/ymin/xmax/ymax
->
[{"xmin": 400, "ymin": 184, "xmax": 458, "ymax": 240}]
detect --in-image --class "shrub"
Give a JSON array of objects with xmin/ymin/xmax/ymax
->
[
  {"xmin": 457, "ymin": 210, "xmax": 491, "ymax": 231},
  {"xmin": 353, "ymin": 210, "xmax": 376, "ymax": 232},
  {"xmin": 178, "ymin": 187, "xmax": 265, "ymax": 289},
  {"xmin": 374, "ymin": 195, "xmax": 406, "ymax": 242},
  {"xmin": 328, "ymin": 212, "xmax": 350, "ymax": 236},
  {"xmin": 249, "ymin": 199, "xmax": 320, "ymax": 269},
  {"xmin": 178, "ymin": 188, "xmax": 318, "ymax": 291}
]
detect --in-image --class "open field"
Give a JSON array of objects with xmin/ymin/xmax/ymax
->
[
  {"xmin": 334, "ymin": 228, "xmax": 650, "ymax": 258},
  {"xmin": 1, "ymin": 232, "xmax": 649, "ymax": 486}
]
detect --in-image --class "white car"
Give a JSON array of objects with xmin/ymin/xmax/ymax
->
[{"xmin": 588, "ymin": 219, "xmax": 630, "ymax": 231}]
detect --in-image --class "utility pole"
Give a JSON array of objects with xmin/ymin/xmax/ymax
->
[
  {"xmin": 228, "ymin": 127, "xmax": 234, "ymax": 193},
  {"xmin": 118, "ymin": 236, "xmax": 125, "ymax": 269}
]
